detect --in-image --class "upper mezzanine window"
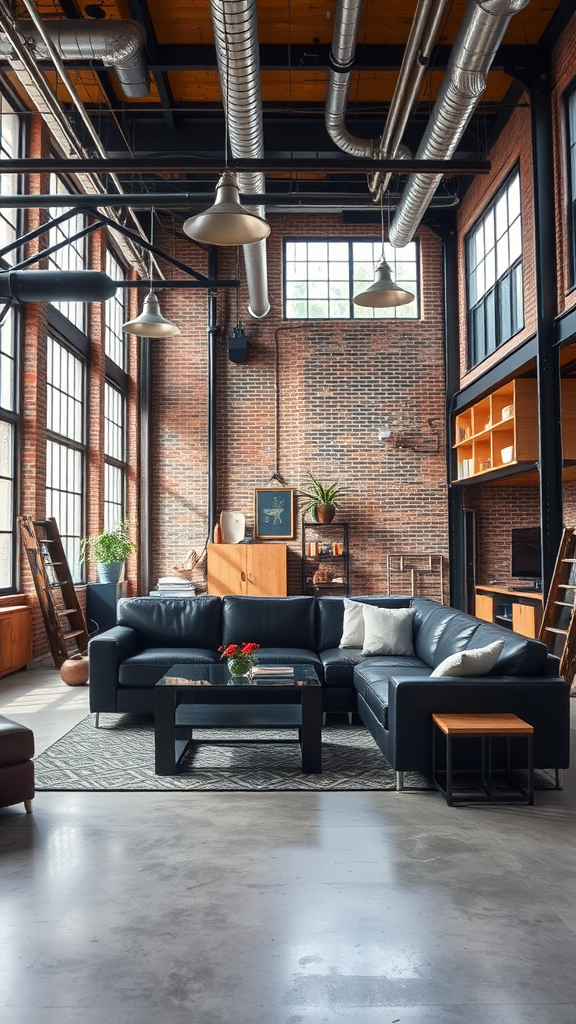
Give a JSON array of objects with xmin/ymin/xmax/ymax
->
[
  {"xmin": 105, "ymin": 250, "xmax": 127, "ymax": 369},
  {"xmin": 0, "ymin": 92, "xmax": 21, "ymax": 264},
  {"xmin": 566, "ymin": 85, "xmax": 576, "ymax": 286},
  {"xmin": 466, "ymin": 169, "xmax": 523, "ymax": 369},
  {"xmin": 49, "ymin": 174, "xmax": 87, "ymax": 331},
  {"xmin": 283, "ymin": 239, "xmax": 419, "ymax": 320}
]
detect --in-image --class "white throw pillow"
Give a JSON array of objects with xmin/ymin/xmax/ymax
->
[
  {"xmin": 339, "ymin": 598, "xmax": 367, "ymax": 648},
  {"xmin": 430, "ymin": 639, "xmax": 505, "ymax": 678},
  {"xmin": 361, "ymin": 605, "xmax": 415, "ymax": 657}
]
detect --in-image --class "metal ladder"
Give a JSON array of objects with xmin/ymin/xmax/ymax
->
[
  {"xmin": 18, "ymin": 515, "xmax": 89, "ymax": 668},
  {"xmin": 538, "ymin": 526, "xmax": 576, "ymax": 684}
]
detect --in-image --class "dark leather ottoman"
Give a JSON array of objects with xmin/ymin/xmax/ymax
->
[{"xmin": 0, "ymin": 715, "xmax": 34, "ymax": 813}]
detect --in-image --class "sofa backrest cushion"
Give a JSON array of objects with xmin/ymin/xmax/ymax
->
[
  {"xmin": 316, "ymin": 596, "xmax": 412, "ymax": 652},
  {"xmin": 465, "ymin": 622, "xmax": 549, "ymax": 676},
  {"xmin": 222, "ymin": 596, "xmax": 316, "ymax": 650},
  {"xmin": 413, "ymin": 599, "xmax": 479, "ymax": 667},
  {"xmin": 117, "ymin": 596, "xmax": 222, "ymax": 650}
]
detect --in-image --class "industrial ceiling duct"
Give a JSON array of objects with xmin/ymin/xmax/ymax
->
[
  {"xmin": 0, "ymin": 19, "xmax": 149, "ymax": 98},
  {"xmin": 389, "ymin": 0, "xmax": 531, "ymax": 247},
  {"xmin": 209, "ymin": 0, "xmax": 270, "ymax": 318}
]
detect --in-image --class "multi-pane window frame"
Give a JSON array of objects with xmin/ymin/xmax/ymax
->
[
  {"xmin": 46, "ymin": 334, "xmax": 87, "ymax": 586},
  {"xmin": 48, "ymin": 174, "xmax": 87, "ymax": 332},
  {"xmin": 104, "ymin": 248, "xmax": 127, "ymax": 370},
  {"xmin": 465, "ymin": 165, "xmax": 524, "ymax": 370},
  {"xmin": 104, "ymin": 379, "xmax": 127, "ymax": 532},
  {"xmin": 0, "ymin": 87, "xmax": 24, "ymax": 592},
  {"xmin": 283, "ymin": 237, "xmax": 420, "ymax": 321},
  {"xmin": 565, "ymin": 81, "xmax": 576, "ymax": 288}
]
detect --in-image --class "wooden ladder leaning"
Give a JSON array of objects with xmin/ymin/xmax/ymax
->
[
  {"xmin": 18, "ymin": 516, "xmax": 89, "ymax": 669},
  {"xmin": 538, "ymin": 526, "xmax": 576, "ymax": 685}
]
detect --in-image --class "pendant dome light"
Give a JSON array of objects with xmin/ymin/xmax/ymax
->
[
  {"xmin": 122, "ymin": 210, "xmax": 180, "ymax": 337},
  {"xmin": 183, "ymin": 170, "xmax": 270, "ymax": 247},
  {"xmin": 353, "ymin": 192, "xmax": 414, "ymax": 309}
]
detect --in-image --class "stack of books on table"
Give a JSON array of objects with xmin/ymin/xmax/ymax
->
[
  {"xmin": 151, "ymin": 577, "xmax": 196, "ymax": 597},
  {"xmin": 251, "ymin": 665, "xmax": 294, "ymax": 680}
]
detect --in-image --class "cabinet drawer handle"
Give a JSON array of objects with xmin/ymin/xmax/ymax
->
[
  {"xmin": 248, "ymin": 574, "xmax": 254, "ymax": 584},
  {"xmin": 241, "ymin": 572, "xmax": 246, "ymax": 582}
]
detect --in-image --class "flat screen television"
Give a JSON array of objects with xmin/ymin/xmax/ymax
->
[{"xmin": 511, "ymin": 527, "xmax": 542, "ymax": 582}]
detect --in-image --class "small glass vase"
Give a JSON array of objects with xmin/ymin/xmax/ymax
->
[{"xmin": 227, "ymin": 659, "xmax": 253, "ymax": 685}]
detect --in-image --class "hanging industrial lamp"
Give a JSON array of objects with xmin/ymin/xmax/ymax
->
[
  {"xmin": 183, "ymin": 171, "xmax": 270, "ymax": 247},
  {"xmin": 122, "ymin": 210, "xmax": 180, "ymax": 337},
  {"xmin": 353, "ymin": 192, "xmax": 414, "ymax": 309}
]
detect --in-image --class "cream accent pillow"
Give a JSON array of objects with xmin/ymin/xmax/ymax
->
[
  {"xmin": 361, "ymin": 605, "xmax": 415, "ymax": 657},
  {"xmin": 339, "ymin": 598, "xmax": 367, "ymax": 648},
  {"xmin": 430, "ymin": 639, "xmax": 505, "ymax": 677}
]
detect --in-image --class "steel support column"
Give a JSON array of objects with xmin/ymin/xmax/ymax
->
[
  {"xmin": 530, "ymin": 65, "xmax": 563, "ymax": 597},
  {"xmin": 207, "ymin": 249, "xmax": 218, "ymax": 544},
  {"xmin": 138, "ymin": 336, "xmax": 152, "ymax": 595},
  {"xmin": 441, "ymin": 210, "xmax": 465, "ymax": 609}
]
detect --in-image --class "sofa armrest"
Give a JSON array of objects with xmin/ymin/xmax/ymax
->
[
  {"xmin": 88, "ymin": 626, "xmax": 140, "ymax": 712},
  {"xmin": 387, "ymin": 674, "xmax": 570, "ymax": 772}
]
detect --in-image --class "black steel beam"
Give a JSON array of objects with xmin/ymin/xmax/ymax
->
[
  {"xmin": 0, "ymin": 191, "xmax": 456, "ymax": 209},
  {"xmin": 207, "ymin": 249, "xmax": 218, "ymax": 544},
  {"xmin": 0, "ymin": 157, "xmax": 491, "ymax": 175},
  {"xmin": 531, "ymin": 63, "xmax": 563, "ymax": 598},
  {"xmin": 121, "ymin": 279, "xmax": 238, "ymax": 289}
]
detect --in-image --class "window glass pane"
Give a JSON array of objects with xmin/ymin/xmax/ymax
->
[
  {"xmin": 0, "ymin": 533, "xmax": 12, "ymax": 590},
  {"xmin": 48, "ymin": 175, "xmax": 86, "ymax": 331},
  {"xmin": 46, "ymin": 439, "xmax": 83, "ymax": 583},
  {"xmin": 496, "ymin": 234, "xmax": 509, "ymax": 277},
  {"xmin": 512, "ymin": 262, "xmax": 524, "ymax": 335},
  {"xmin": 0, "ymin": 308, "xmax": 15, "ymax": 412},
  {"xmin": 0, "ymin": 417, "xmax": 13, "ymax": 589},
  {"xmin": 498, "ymin": 273, "xmax": 512, "ymax": 344},
  {"xmin": 509, "ymin": 218, "xmax": 522, "ymax": 264},
  {"xmin": 47, "ymin": 337, "xmax": 84, "ymax": 442},
  {"xmin": 105, "ymin": 251, "xmax": 127, "ymax": 368},
  {"xmin": 508, "ymin": 174, "xmax": 521, "ymax": 222},
  {"xmin": 485, "ymin": 290, "xmax": 496, "ymax": 354}
]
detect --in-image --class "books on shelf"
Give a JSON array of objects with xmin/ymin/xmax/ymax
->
[{"xmin": 251, "ymin": 665, "xmax": 294, "ymax": 679}]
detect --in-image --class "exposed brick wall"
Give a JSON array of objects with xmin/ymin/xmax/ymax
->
[
  {"xmin": 153, "ymin": 216, "xmax": 449, "ymax": 599},
  {"xmin": 456, "ymin": 99, "xmax": 536, "ymax": 390},
  {"xmin": 463, "ymin": 484, "xmax": 540, "ymax": 587},
  {"xmin": 552, "ymin": 8, "xmax": 576, "ymax": 317}
]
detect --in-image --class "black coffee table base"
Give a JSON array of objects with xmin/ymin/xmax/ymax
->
[{"xmin": 155, "ymin": 682, "xmax": 323, "ymax": 776}]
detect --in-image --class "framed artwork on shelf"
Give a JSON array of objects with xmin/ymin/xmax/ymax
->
[{"xmin": 254, "ymin": 488, "xmax": 294, "ymax": 540}]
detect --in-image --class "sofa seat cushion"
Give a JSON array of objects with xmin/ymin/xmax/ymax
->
[
  {"xmin": 464, "ymin": 623, "xmax": 549, "ymax": 676},
  {"xmin": 353, "ymin": 656, "xmax": 430, "ymax": 699},
  {"xmin": 320, "ymin": 647, "xmax": 365, "ymax": 687},
  {"xmin": 119, "ymin": 648, "xmax": 219, "ymax": 688},
  {"xmin": 254, "ymin": 648, "xmax": 323, "ymax": 676},
  {"xmin": 354, "ymin": 659, "xmax": 432, "ymax": 730}
]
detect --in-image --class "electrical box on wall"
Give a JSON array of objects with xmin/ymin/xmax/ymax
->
[{"xmin": 228, "ymin": 324, "xmax": 248, "ymax": 363}]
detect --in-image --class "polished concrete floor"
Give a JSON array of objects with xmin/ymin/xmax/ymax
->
[{"xmin": 1, "ymin": 663, "xmax": 576, "ymax": 1024}]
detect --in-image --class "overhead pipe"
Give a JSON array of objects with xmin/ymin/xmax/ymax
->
[
  {"xmin": 390, "ymin": 0, "xmax": 531, "ymax": 247},
  {"xmin": 209, "ymin": 0, "xmax": 270, "ymax": 318},
  {"xmin": 0, "ymin": 18, "xmax": 149, "ymax": 97}
]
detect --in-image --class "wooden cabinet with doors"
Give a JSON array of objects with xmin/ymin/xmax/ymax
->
[
  {"xmin": 0, "ymin": 605, "xmax": 33, "ymax": 679},
  {"xmin": 207, "ymin": 543, "xmax": 287, "ymax": 596}
]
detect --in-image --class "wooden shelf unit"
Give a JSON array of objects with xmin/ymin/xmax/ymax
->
[
  {"xmin": 475, "ymin": 585, "xmax": 543, "ymax": 639},
  {"xmin": 302, "ymin": 522, "xmax": 349, "ymax": 596},
  {"xmin": 207, "ymin": 543, "xmax": 287, "ymax": 597},
  {"xmin": 452, "ymin": 378, "xmax": 576, "ymax": 483},
  {"xmin": 0, "ymin": 605, "xmax": 33, "ymax": 679}
]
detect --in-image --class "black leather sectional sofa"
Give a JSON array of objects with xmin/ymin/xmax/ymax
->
[{"xmin": 88, "ymin": 594, "xmax": 569, "ymax": 782}]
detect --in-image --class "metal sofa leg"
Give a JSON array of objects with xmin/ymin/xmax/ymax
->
[
  {"xmin": 322, "ymin": 713, "xmax": 326, "ymax": 726},
  {"xmin": 24, "ymin": 799, "xmax": 33, "ymax": 813},
  {"xmin": 94, "ymin": 713, "xmax": 100, "ymax": 728},
  {"xmin": 396, "ymin": 771, "xmax": 404, "ymax": 791},
  {"xmin": 555, "ymin": 768, "xmax": 564, "ymax": 789},
  {"xmin": 348, "ymin": 712, "xmax": 353, "ymax": 725}
]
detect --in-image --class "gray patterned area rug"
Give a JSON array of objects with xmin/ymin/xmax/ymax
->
[{"xmin": 34, "ymin": 714, "xmax": 427, "ymax": 792}]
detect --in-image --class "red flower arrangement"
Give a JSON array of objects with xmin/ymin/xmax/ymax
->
[{"xmin": 219, "ymin": 642, "xmax": 260, "ymax": 677}]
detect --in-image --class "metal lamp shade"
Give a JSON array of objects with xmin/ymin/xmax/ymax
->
[
  {"xmin": 183, "ymin": 171, "xmax": 271, "ymax": 246},
  {"xmin": 353, "ymin": 257, "xmax": 415, "ymax": 308},
  {"xmin": 122, "ymin": 291, "xmax": 181, "ymax": 337}
]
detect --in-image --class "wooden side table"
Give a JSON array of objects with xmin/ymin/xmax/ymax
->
[{"xmin": 432, "ymin": 712, "xmax": 534, "ymax": 806}]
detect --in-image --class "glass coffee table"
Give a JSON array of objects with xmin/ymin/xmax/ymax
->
[{"xmin": 154, "ymin": 664, "xmax": 322, "ymax": 775}]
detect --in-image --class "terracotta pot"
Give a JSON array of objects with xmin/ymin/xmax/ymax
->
[
  {"xmin": 314, "ymin": 503, "xmax": 336, "ymax": 524},
  {"xmin": 60, "ymin": 654, "xmax": 89, "ymax": 686}
]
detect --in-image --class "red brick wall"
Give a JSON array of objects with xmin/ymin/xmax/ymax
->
[
  {"xmin": 456, "ymin": 99, "xmax": 536, "ymax": 389},
  {"xmin": 552, "ymin": 8, "xmax": 576, "ymax": 317},
  {"xmin": 153, "ymin": 216, "xmax": 449, "ymax": 600}
]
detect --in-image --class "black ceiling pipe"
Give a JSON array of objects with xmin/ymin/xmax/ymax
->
[{"xmin": 0, "ymin": 270, "xmax": 117, "ymax": 302}]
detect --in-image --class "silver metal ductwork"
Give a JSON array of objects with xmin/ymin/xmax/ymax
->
[
  {"xmin": 325, "ymin": 0, "xmax": 376, "ymax": 158},
  {"xmin": 210, "ymin": 0, "xmax": 269, "ymax": 318},
  {"xmin": 0, "ymin": 19, "xmax": 149, "ymax": 98},
  {"xmin": 389, "ymin": 0, "xmax": 531, "ymax": 246}
]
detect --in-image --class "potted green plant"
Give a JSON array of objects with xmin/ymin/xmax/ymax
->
[
  {"xmin": 80, "ymin": 519, "xmax": 137, "ymax": 584},
  {"xmin": 298, "ymin": 473, "xmax": 341, "ymax": 523}
]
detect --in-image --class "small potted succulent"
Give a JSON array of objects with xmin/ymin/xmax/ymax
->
[
  {"xmin": 298, "ymin": 473, "xmax": 341, "ymax": 524},
  {"xmin": 80, "ymin": 519, "xmax": 137, "ymax": 584}
]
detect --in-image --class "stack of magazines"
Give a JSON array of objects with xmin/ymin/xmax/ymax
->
[
  {"xmin": 251, "ymin": 665, "xmax": 294, "ymax": 679},
  {"xmin": 153, "ymin": 576, "xmax": 196, "ymax": 597}
]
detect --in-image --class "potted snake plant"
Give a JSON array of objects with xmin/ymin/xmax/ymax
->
[{"xmin": 298, "ymin": 473, "xmax": 341, "ymax": 523}]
